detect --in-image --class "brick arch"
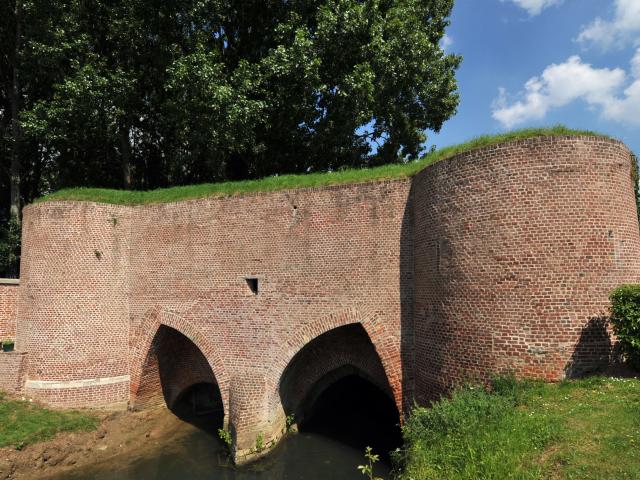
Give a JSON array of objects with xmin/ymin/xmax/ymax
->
[
  {"xmin": 270, "ymin": 307, "xmax": 403, "ymax": 414},
  {"xmin": 130, "ymin": 307, "xmax": 230, "ymax": 420}
]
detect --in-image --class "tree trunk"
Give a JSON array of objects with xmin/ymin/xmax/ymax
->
[
  {"xmin": 119, "ymin": 125, "xmax": 132, "ymax": 189},
  {"xmin": 9, "ymin": 0, "xmax": 21, "ymax": 224}
]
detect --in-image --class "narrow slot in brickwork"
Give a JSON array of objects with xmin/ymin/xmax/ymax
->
[{"xmin": 245, "ymin": 277, "xmax": 259, "ymax": 295}]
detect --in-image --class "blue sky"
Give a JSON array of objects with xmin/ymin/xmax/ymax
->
[{"xmin": 430, "ymin": 0, "xmax": 640, "ymax": 154}]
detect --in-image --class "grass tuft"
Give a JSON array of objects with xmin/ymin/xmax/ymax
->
[
  {"xmin": 0, "ymin": 392, "xmax": 98, "ymax": 449},
  {"xmin": 35, "ymin": 126, "xmax": 610, "ymax": 206},
  {"xmin": 396, "ymin": 376, "xmax": 640, "ymax": 480}
]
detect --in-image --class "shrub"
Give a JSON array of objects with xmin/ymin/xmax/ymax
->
[
  {"xmin": 254, "ymin": 432, "xmax": 264, "ymax": 452},
  {"xmin": 217, "ymin": 428, "xmax": 232, "ymax": 447},
  {"xmin": 609, "ymin": 285, "xmax": 640, "ymax": 369}
]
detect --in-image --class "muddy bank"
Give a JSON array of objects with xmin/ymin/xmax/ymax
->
[{"xmin": 0, "ymin": 407, "xmax": 187, "ymax": 480}]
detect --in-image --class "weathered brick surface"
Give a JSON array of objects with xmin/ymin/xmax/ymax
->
[
  {"xmin": 0, "ymin": 280, "xmax": 18, "ymax": 339},
  {"xmin": 0, "ymin": 352, "xmax": 27, "ymax": 392},
  {"xmin": 412, "ymin": 136, "xmax": 640, "ymax": 403},
  {"xmin": 125, "ymin": 180, "xmax": 412, "ymax": 457},
  {"xmin": 17, "ymin": 203, "xmax": 132, "ymax": 405},
  {"xmin": 10, "ymin": 136, "xmax": 640, "ymax": 460},
  {"xmin": 24, "ymin": 381, "xmax": 129, "ymax": 409}
]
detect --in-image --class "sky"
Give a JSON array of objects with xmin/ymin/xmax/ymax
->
[{"xmin": 429, "ymin": 0, "xmax": 640, "ymax": 155}]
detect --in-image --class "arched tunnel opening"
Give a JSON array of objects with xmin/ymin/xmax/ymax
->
[
  {"xmin": 300, "ymin": 373, "xmax": 402, "ymax": 461},
  {"xmin": 171, "ymin": 382, "xmax": 224, "ymax": 434},
  {"xmin": 279, "ymin": 324, "xmax": 402, "ymax": 462},
  {"xmin": 137, "ymin": 325, "xmax": 224, "ymax": 434}
]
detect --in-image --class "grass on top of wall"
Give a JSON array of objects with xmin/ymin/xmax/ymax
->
[
  {"xmin": 394, "ymin": 375, "xmax": 640, "ymax": 480},
  {"xmin": 0, "ymin": 392, "xmax": 98, "ymax": 450},
  {"xmin": 36, "ymin": 126, "xmax": 609, "ymax": 206}
]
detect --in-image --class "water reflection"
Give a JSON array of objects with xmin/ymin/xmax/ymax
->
[
  {"xmin": 52, "ymin": 425, "xmax": 391, "ymax": 480},
  {"xmin": 50, "ymin": 371, "xmax": 400, "ymax": 479}
]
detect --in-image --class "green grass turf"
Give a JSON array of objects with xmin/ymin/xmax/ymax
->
[
  {"xmin": 395, "ymin": 375, "xmax": 640, "ymax": 480},
  {"xmin": 36, "ymin": 126, "xmax": 609, "ymax": 206}
]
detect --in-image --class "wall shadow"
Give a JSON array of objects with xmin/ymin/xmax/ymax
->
[
  {"xmin": 171, "ymin": 382, "xmax": 224, "ymax": 435},
  {"xmin": 564, "ymin": 316, "xmax": 612, "ymax": 378},
  {"xmin": 401, "ymin": 175, "xmax": 449, "ymax": 410},
  {"xmin": 399, "ymin": 187, "xmax": 415, "ymax": 414}
]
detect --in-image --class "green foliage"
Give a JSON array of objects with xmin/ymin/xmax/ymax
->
[
  {"xmin": 2, "ymin": 339, "xmax": 15, "ymax": 352},
  {"xmin": 396, "ymin": 377, "xmax": 640, "ymax": 480},
  {"xmin": 285, "ymin": 414, "xmax": 296, "ymax": 432},
  {"xmin": 36, "ymin": 126, "xmax": 607, "ymax": 205},
  {"xmin": 6, "ymin": 0, "xmax": 461, "ymax": 197},
  {"xmin": 610, "ymin": 285, "xmax": 640, "ymax": 369},
  {"xmin": 395, "ymin": 379, "xmax": 557, "ymax": 480},
  {"xmin": 254, "ymin": 432, "xmax": 264, "ymax": 453},
  {"xmin": 217, "ymin": 428, "xmax": 232, "ymax": 447},
  {"xmin": 0, "ymin": 217, "xmax": 20, "ymax": 278},
  {"xmin": 0, "ymin": 391, "xmax": 98, "ymax": 449},
  {"xmin": 358, "ymin": 446, "xmax": 384, "ymax": 480}
]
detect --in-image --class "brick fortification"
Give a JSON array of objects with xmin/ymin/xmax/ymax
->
[
  {"xmin": 0, "ymin": 280, "xmax": 18, "ymax": 340},
  {"xmin": 0, "ymin": 280, "xmax": 22, "ymax": 393},
  {"xmin": 3, "ymin": 135, "xmax": 639, "ymax": 462}
]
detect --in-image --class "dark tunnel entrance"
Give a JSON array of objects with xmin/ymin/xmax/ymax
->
[
  {"xmin": 279, "ymin": 324, "xmax": 402, "ymax": 462},
  {"xmin": 300, "ymin": 373, "xmax": 402, "ymax": 462},
  {"xmin": 171, "ymin": 382, "xmax": 224, "ymax": 434},
  {"xmin": 138, "ymin": 325, "xmax": 224, "ymax": 434}
]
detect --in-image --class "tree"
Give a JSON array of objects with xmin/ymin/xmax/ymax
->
[
  {"xmin": 1, "ymin": 0, "xmax": 461, "ymax": 275},
  {"xmin": 20, "ymin": 0, "xmax": 460, "ymax": 188}
]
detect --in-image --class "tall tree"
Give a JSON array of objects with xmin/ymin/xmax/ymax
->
[
  {"xmin": 9, "ymin": 0, "xmax": 21, "ymax": 223},
  {"xmin": 20, "ymin": 0, "xmax": 460, "ymax": 188},
  {"xmin": 1, "ymin": 0, "xmax": 461, "ymax": 276}
]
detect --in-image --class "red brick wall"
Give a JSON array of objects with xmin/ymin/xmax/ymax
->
[
  {"xmin": 412, "ymin": 136, "xmax": 640, "ymax": 404},
  {"xmin": 0, "ymin": 352, "xmax": 27, "ymax": 392},
  {"xmin": 12, "ymin": 135, "xmax": 640, "ymax": 460},
  {"xmin": 0, "ymin": 280, "xmax": 18, "ymax": 340},
  {"xmin": 17, "ymin": 202, "xmax": 132, "ymax": 407},
  {"xmin": 125, "ymin": 180, "xmax": 412, "ymax": 457}
]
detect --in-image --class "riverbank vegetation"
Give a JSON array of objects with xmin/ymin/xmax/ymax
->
[
  {"xmin": 0, "ymin": 392, "xmax": 98, "ymax": 450},
  {"xmin": 395, "ymin": 375, "xmax": 640, "ymax": 480},
  {"xmin": 36, "ymin": 127, "xmax": 605, "ymax": 206}
]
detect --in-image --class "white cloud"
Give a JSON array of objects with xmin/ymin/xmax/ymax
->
[
  {"xmin": 577, "ymin": 0, "xmax": 640, "ymax": 50},
  {"xmin": 440, "ymin": 34, "xmax": 453, "ymax": 51},
  {"xmin": 492, "ymin": 51, "xmax": 640, "ymax": 128},
  {"xmin": 500, "ymin": 0, "xmax": 563, "ymax": 16},
  {"xmin": 632, "ymin": 48, "xmax": 640, "ymax": 77}
]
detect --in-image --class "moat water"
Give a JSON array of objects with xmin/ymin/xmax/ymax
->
[
  {"xmin": 57, "ymin": 427, "xmax": 391, "ymax": 480},
  {"xmin": 52, "ymin": 376, "xmax": 402, "ymax": 480}
]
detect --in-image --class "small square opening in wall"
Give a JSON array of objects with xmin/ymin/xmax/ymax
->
[{"xmin": 245, "ymin": 277, "xmax": 259, "ymax": 295}]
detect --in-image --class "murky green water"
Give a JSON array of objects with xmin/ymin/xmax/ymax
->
[
  {"xmin": 53, "ymin": 424, "xmax": 392, "ymax": 480},
  {"xmin": 50, "ymin": 374, "xmax": 400, "ymax": 480}
]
